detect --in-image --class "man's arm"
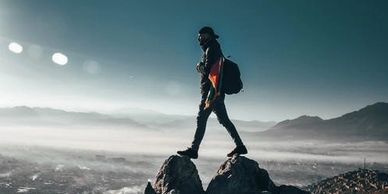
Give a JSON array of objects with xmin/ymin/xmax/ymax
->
[
  {"xmin": 199, "ymin": 42, "xmax": 221, "ymax": 108},
  {"xmin": 200, "ymin": 74, "xmax": 210, "ymax": 101},
  {"xmin": 203, "ymin": 45, "xmax": 221, "ymax": 77}
]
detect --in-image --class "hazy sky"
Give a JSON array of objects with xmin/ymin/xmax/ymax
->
[{"xmin": 0, "ymin": 0, "xmax": 387, "ymax": 121}]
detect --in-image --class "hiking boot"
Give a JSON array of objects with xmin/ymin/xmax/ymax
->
[
  {"xmin": 227, "ymin": 145, "xmax": 248, "ymax": 157},
  {"xmin": 177, "ymin": 147, "xmax": 198, "ymax": 159}
]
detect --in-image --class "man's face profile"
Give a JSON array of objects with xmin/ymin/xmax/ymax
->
[{"xmin": 198, "ymin": 33, "xmax": 210, "ymax": 46}]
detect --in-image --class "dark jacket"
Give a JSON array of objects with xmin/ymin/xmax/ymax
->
[{"xmin": 197, "ymin": 39, "xmax": 223, "ymax": 102}]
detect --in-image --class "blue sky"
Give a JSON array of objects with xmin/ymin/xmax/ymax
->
[{"xmin": 0, "ymin": 0, "xmax": 387, "ymax": 121}]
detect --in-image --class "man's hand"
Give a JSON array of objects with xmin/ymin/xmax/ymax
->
[{"xmin": 196, "ymin": 62, "xmax": 205, "ymax": 73}]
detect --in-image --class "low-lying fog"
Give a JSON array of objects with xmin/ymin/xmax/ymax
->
[{"xmin": 1, "ymin": 125, "xmax": 388, "ymax": 163}]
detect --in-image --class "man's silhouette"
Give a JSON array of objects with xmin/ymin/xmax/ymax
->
[{"xmin": 177, "ymin": 26, "xmax": 247, "ymax": 159}]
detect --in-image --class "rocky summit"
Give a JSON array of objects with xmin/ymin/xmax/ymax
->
[
  {"xmin": 306, "ymin": 169, "xmax": 388, "ymax": 194},
  {"xmin": 147, "ymin": 155, "xmax": 204, "ymax": 194},
  {"xmin": 144, "ymin": 155, "xmax": 309, "ymax": 194}
]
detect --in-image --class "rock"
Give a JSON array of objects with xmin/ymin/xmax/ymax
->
[
  {"xmin": 151, "ymin": 155, "xmax": 204, "ymax": 194},
  {"xmin": 275, "ymin": 185, "xmax": 311, "ymax": 194},
  {"xmin": 306, "ymin": 169, "xmax": 388, "ymax": 194},
  {"xmin": 206, "ymin": 155, "xmax": 308, "ymax": 194},
  {"xmin": 144, "ymin": 182, "xmax": 157, "ymax": 194},
  {"xmin": 145, "ymin": 155, "xmax": 308, "ymax": 194},
  {"xmin": 206, "ymin": 155, "xmax": 271, "ymax": 194}
]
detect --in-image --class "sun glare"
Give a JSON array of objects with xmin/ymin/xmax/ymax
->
[
  {"xmin": 52, "ymin": 52, "xmax": 68, "ymax": 65},
  {"xmin": 8, "ymin": 42, "xmax": 23, "ymax": 54}
]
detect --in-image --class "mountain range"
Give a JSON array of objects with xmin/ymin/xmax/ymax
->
[
  {"xmin": 0, "ymin": 106, "xmax": 275, "ymax": 132},
  {"xmin": 1, "ymin": 102, "xmax": 387, "ymax": 140},
  {"xmin": 260, "ymin": 102, "xmax": 388, "ymax": 140},
  {"xmin": 0, "ymin": 106, "xmax": 145, "ymax": 129}
]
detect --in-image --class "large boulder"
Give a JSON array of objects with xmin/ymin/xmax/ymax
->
[
  {"xmin": 206, "ymin": 155, "xmax": 275, "ymax": 194},
  {"xmin": 145, "ymin": 155, "xmax": 204, "ymax": 194},
  {"xmin": 206, "ymin": 155, "xmax": 309, "ymax": 194}
]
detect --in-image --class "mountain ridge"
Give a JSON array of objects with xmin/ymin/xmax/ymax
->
[
  {"xmin": 263, "ymin": 102, "xmax": 388, "ymax": 140},
  {"xmin": 0, "ymin": 105, "xmax": 146, "ymax": 129},
  {"xmin": 0, "ymin": 105, "xmax": 276, "ymax": 132}
]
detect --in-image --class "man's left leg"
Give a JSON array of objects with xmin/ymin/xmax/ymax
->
[{"xmin": 212, "ymin": 95, "xmax": 247, "ymax": 157}]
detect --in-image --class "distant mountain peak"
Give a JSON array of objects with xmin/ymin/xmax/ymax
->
[
  {"xmin": 295, "ymin": 115, "xmax": 323, "ymax": 121},
  {"xmin": 369, "ymin": 101, "xmax": 388, "ymax": 106},
  {"xmin": 337, "ymin": 102, "xmax": 388, "ymax": 120},
  {"xmin": 0, "ymin": 105, "xmax": 38, "ymax": 116},
  {"xmin": 359, "ymin": 102, "xmax": 388, "ymax": 112},
  {"xmin": 264, "ymin": 102, "xmax": 388, "ymax": 140},
  {"xmin": 13, "ymin": 105, "xmax": 32, "ymax": 109},
  {"xmin": 272, "ymin": 115, "xmax": 323, "ymax": 130},
  {"xmin": 11, "ymin": 105, "xmax": 36, "ymax": 112}
]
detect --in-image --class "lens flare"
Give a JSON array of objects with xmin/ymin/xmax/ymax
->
[
  {"xmin": 27, "ymin": 44, "xmax": 43, "ymax": 59},
  {"xmin": 8, "ymin": 42, "xmax": 23, "ymax": 54},
  {"xmin": 83, "ymin": 60, "xmax": 100, "ymax": 74},
  {"xmin": 52, "ymin": 52, "xmax": 68, "ymax": 65}
]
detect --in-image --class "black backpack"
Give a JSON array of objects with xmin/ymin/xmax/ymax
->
[{"xmin": 222, "ymin": 58, "xmax": 243, "ymax": 95}]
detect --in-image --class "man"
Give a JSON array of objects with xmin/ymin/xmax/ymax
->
[{"xmin": 177, "ymin": 26, "xmax": 248, "ymax": 159}]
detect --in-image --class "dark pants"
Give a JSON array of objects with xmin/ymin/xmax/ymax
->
[{"xmin": 191, "ymin": 93, "xmax": 244, "ymax": 151}]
